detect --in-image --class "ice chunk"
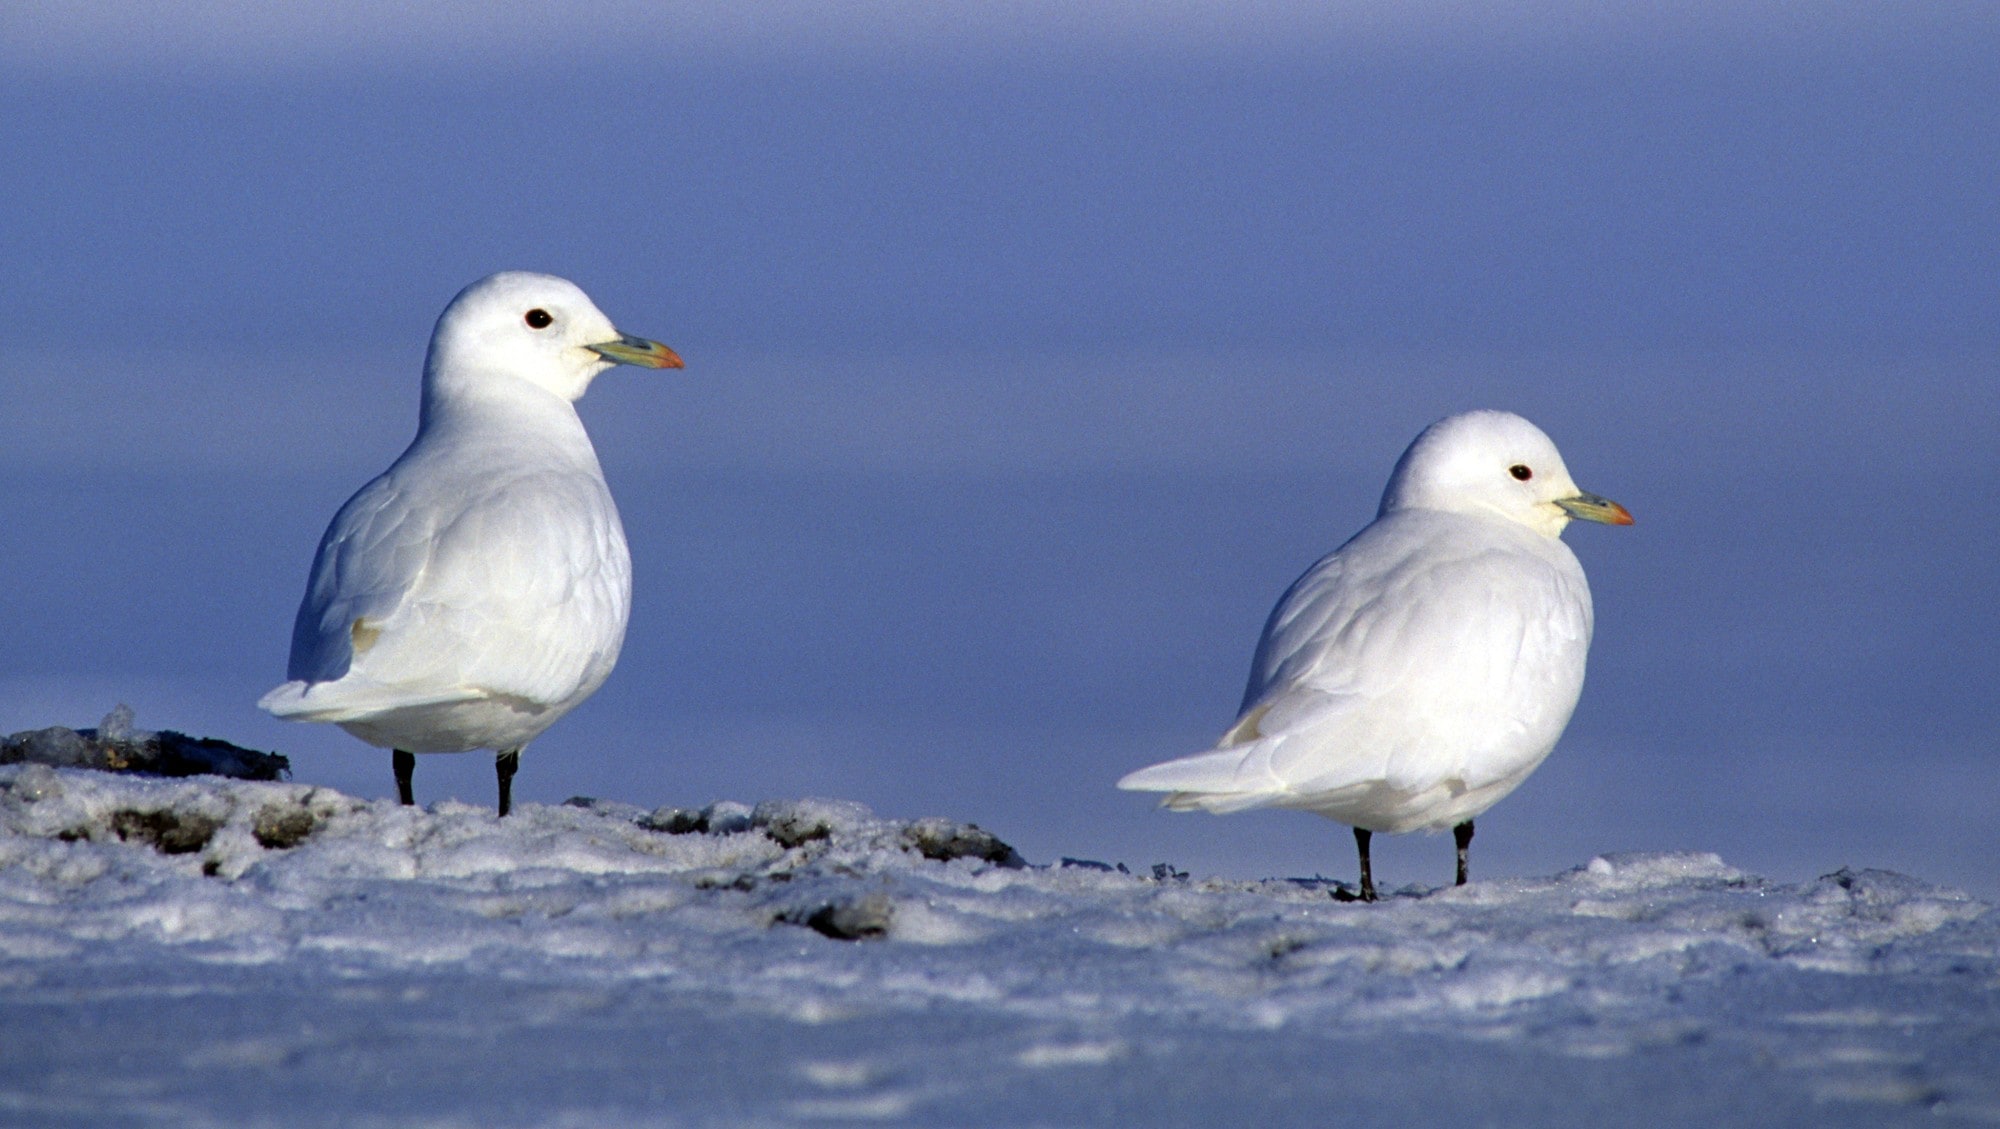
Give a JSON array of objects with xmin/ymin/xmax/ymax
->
[{"xmin": 2, "ymin": 713, "xmax": 288, "ymax": 781}]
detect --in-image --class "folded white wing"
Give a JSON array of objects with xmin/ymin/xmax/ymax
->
[
  {"xmin": 273, "ymin": 450, "xmax": 631, "ymax": 721},
  {"xmin": 1120, "ymin": 510, "xmax": 1592, "ymax": 828}
]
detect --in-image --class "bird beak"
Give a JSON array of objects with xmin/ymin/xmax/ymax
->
[
  {"xmin": 587, "ymin": 334, "xmax": 685, "ymax": 369},
  {"xmin": 1556, "ymin": 492, "xmax": 1635, "ymax": 526}
]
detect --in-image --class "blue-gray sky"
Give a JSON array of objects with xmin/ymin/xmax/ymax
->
[{"xmin": 3, "ymin": 2, "xmax": 1997, "ymax": 893}]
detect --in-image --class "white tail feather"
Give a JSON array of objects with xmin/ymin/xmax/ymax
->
[{"xmin": 258, "ymin": 679, "xmax": 485, "ymax": 724}]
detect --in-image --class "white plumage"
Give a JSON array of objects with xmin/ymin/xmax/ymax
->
[
  {"xmin": 1119, "ymin": 410, "xmax": 1631, "ymax": 898},
  {"xmin": 259, "ymin": 271, "xmax": 683, "ymax": 813}
]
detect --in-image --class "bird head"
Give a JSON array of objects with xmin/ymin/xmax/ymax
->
[
  {"xmin": 423, "ymin": 271, "xmax": 683, "ymax": 404},
  {"xmin": 1379, "ymin": 409, "xmax": 1633, "ymax": 538}
]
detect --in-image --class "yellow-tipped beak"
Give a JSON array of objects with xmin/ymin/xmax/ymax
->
[
  {"xmin": 1556, "ymin": 492, "xmax": 1635, "ymax": 526},
  {"xmin": 588, "ymin": 334, "xmax": 685, "ymax": 369}
]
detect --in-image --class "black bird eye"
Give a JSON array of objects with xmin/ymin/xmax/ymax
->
[
  {"xmin": 1509, "ymin": 464, "xmax": 1533, "ymax": 481},
  {"xmin": 524, "ymin": 308, "xmax": 553, "ymax": 329}
]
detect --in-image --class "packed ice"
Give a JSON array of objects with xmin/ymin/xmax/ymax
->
[{"xmin": 2, "ymin": 760, "xmax": 1995, "ymax": 1126}]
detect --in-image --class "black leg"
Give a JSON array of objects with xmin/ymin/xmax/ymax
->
[
  {"xmin": 1454, "ymin": 820, "xmax": 1475, "ymax": 886},
  {"xmin": 1355, "ymin": 826, "xmax": 1377, "ymax": 902},
  {"xmin": 496, "ymin": 749, "xmax": 520, "ymax": 817},
  {"xmin": 393, "ymin": 749, "xmax": 415, "ymax": 806}
]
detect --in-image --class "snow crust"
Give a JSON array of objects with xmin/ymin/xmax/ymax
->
[{"xmin": 2, "ymin": 764, "xmax": 1996, "ymax": 1127}]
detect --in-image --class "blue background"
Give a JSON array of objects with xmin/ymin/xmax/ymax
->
[{"xmin": 3, "ymin": 4, "xmax": 1996, "ymax": 894}]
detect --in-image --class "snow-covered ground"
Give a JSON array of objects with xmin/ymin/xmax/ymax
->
[{"xmin": 3, "ymin": 761, "xmax": 1997, "ymax": 1128}]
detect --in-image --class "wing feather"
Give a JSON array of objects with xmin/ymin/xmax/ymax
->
[
  {"xmin": 1122, "ymin": 509, "xmax": 1593, "ymax": 826},
  {"xmin": 281, "ymin": 454, "xmax": 629, "ymax": 710}
]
